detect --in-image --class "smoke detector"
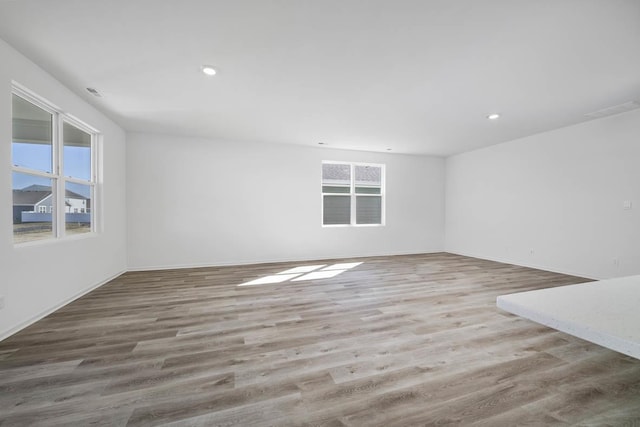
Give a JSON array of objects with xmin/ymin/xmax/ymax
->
[{"xmin": 86, "ymin": 87, "xmax": 102, "ymax": 97}]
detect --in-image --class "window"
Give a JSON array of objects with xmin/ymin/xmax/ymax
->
[
  {"xmin": 11, "ymin": 85, "xmax": 98, "ymax": 244},
  {"xmin": 322, "ymin": 161, "xmax": 384, "ymax": 226}
]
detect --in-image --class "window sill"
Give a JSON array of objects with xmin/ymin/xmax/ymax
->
[
  {"xmin": 321, "ymin": 224, "xmax": 385, "ymax": 228},
  {"xmin": 13, "ymin": 232, "xmax": 98, "ymax": 248}
]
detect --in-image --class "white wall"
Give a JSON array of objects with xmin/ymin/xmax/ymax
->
[
  {"xmin": 0, "ymin": 39, "xmax": 127, "ymax": 339},
  {"xmin": 127, "ymin": 133, "xmax": 445, "ymax": 269},
  {"xmin": 445, "ymin": 109, "xmax": 640, "ymax": 280}
]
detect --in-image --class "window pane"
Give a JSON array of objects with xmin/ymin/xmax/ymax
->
[
  {"xmin": 65, "ymin": 182, "xmax": 92, "ymax": 235},
  {"xmin": 323, "ymin": 195, "xmax": 350, "ymax": 225},
  {"xmin": 355, "ymin": 187, "xmax": 381, "ymax": 194},
  {"xmin": 63, "ymin": 122, "xmax": 92, "ymax": 180},
  {"xmin": 356, "ymin": 196, "xmax": 382, "ymax": 224},
  {"xmin": 322, "ymin": 163, "xmax": 350, "ymax": 186},
  {"xmin": 12, "ymin": 172, "xmax": 54, "ymax": 243},
  {"xmin": 322, "ymin": 185, "xmax": 350, "ymax": 194},
  {"xmin": 12, "ymin": 95, "xmax": 53, "ymax": 173},
  {"xmin": 355, "ymin": 165, "xmax": 381, "ymax": 186}
]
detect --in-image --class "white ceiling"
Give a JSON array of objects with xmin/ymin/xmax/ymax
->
[{"xmin": 0, "ymin": 0, "xmax": 639, "ymax": 156}]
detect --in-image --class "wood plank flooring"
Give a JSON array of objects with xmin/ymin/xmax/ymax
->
[{"xmin": 1, "ymin": 253, "xmax": 639, "ymax": 426}]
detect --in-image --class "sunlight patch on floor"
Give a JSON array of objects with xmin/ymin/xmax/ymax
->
[
  {"xmin": 239, "ymin": 262, "xmax": 363, "ymax": 286},
  {"xmin": 278, "ymin": 265, "xmax": 327, "ymax": 275},
  {"xmin": 292, "ymin": 269, "xmax": 344, "ymax": 281}
]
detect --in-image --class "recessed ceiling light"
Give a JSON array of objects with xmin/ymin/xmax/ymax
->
[
  {"xmin": 487, "ymin": 113, "xmax": 501, "ymax": 120},
  {"xmin": 201, "ymin": 65, "xmax": 217, "ymax": 76}
]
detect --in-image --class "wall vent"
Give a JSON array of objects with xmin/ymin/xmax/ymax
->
[
  {"xmin": 584, "ymin": 101, "xmax": 640, "ymax": 119},
  {"xmin": 86, "ymin": 87, "xmax": 102, "ymax": 97}
]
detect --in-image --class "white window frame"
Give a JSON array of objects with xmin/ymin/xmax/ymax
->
[
  {"xmin": 12, "ymin": 83, "xmax": 100, "ymax": 245},
  {"xmin": 321, "ymin": 161, "xmax": 386, "ymax": 227}
]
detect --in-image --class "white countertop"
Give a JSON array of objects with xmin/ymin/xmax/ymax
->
[{"xmin": 497, "ymin": 275, "xmax": 640, "ymax": 360}]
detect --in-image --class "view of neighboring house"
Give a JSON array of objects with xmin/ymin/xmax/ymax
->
[{"xmin": 12, "ymin": 184, "xmax": 90, "ymax": 224}]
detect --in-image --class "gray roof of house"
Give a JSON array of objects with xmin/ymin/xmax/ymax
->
[
  {"xmin": 355, "ymin": 165, "xmax": 381, "ymax": 183},
  {"xmin": 13, "ymin": 185, "xmax": 88, "ymax": 206},
  {"xmin": 12, "ymin": 189, "xmax": 49, "ymax": 206},
  {"xmin": 322, "ymin": 163, "xmax": 381, "ymax": 184},
  {"xmin": 322, "ymin": 163, "xmax": 350, "ymax": 181}
]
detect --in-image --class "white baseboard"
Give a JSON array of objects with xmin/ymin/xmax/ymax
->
[
  {"xmin": 126, "ymin": 249, "xmax": 445, "ymax": 272},
  {"xmin": 2, "ymin": 251, "xmax": 444, "ymax": 340},
  {"xmin": 445, "ymin": 250, "xmax": 601, "ymax": 281},
  {"xmin": 0, "ymin": 270, "xmax": 127, "ymax": 342},
  {"xmin": 5, "ymin": 249, "xmax": 589, "ymax": 341}
]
